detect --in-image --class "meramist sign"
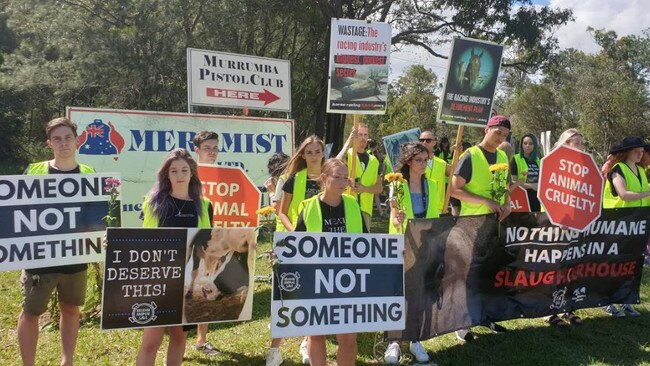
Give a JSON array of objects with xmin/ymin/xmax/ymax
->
[
  {"xmin": 271, "ymin": 232, "xmax": 405, "ymax": 338},
  {"xmin": 0, "ymin": 173, "xmax": 120, "ymax": 271},
  {"xmin": 187, "ymin": 48, "xmax": 291, "ymax": 112}
]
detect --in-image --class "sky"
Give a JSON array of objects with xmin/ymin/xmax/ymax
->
[{"xmin": 390, "ymin": 0, "xmax": 650, "ymax": 81}]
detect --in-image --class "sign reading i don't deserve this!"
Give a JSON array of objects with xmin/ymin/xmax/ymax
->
[{"xmin": 271, "ymin": 232, "xmax": 405, "ymax": 338}]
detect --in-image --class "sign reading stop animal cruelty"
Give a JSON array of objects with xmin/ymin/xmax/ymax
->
[
  {"xmin": 198, "ymin": 165, "xmax": 261, "ymax": 228},
  {"xmin": 437, "ymin": 38, "xmax": 503, "ymax": 126},
  {"xmin": 0, "ymin": 173, "xmax": 120, "ymax": 271},
  {"xmin": 538, "ymin": 145, "xmax": 604, "ymax": 231},
  {"xmin": 187, "ymin": 48, "xmax": 291, "ymax": 112},
  {"xmin": 271, "ymin": 232, "xmax": 405, "ymax": 338},
  {"xmin": 327, "ymin": 18, "xmax": 391, "ymax": 114},
  {"xmin": 102, "ymin": 227, "xmax": 256, "ymax": 330}
]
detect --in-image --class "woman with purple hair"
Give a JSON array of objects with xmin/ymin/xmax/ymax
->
[{"xmin": 136, "ymin": 148, "xmax": 212, "ymax": 366}]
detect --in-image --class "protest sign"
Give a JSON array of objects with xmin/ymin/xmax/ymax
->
[
  {"xmin": 271, "ymin": 232, "xmax": 404, "ymax": 338},
  {"xmin": 510, "ymin": 185, "xmax": 530, "ymax": 212},
  {"xmin": 382, "ymin": 128, "xmax": 421, "ymax": 172},
  {"xmin": 187, "ymin": 48, "xmax": 291, "ymax": 112},
  {"xmin": 387, "ymin": 209, "xmax": 647, "ymax": 341},
  {"xmin": 437, "ymin": 38, "xmax": 503, "ymax": 126},
  {"xmin": 198, "ymin": 165, "xmax": 261, "ymax": 228},
  {"xmin": 102, "ymin": 227, "xmax": 256, "ymax": 330},
  {"xmin": 68, "ymin": 107, "xmax": 294, "ymax": 226},
  {"xmin": 327, "ymin": 18, "xmax": 391, "ymax": 114},
  {"xmin": 0, "ymin": 173, "xmax": 120, "ymax": 271},
  {"xmin": 538, "ymin": 145, "xmax": 603, "ymax": 231}
]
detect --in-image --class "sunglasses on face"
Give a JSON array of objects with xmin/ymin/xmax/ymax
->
[{"xmin": 419, "ymin": 138, "xmax": 436, "ymax": 143}]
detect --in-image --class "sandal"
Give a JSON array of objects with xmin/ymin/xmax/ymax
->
[
  {"xmin": 547, "ymin": 314, "xmax": 568, "ymax": 328},
  {"xmin": 563, "ymin": 312, "xmax": 582, "ymax": 325}
]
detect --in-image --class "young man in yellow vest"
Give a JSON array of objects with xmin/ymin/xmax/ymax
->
[
  {"xmin": 190, "ymin": 131, "xmax": 221, "ymax": 357},
  {"xmin": 419, "ymin": 130, "xmax": 451, "ymax": 212},
  {"xmin": 336, "ymin": 123, "xmax": 383, "ymax": 230},
  {"xmin": 450, "ymin": 115, "xmax": 513, "ymax": 341},
  {"xmin": 18, "ymin": 117, "xmax": 95, "ymax": 366}
]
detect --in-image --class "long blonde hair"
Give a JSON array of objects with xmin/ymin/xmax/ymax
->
[
  {"xmin": 554, "ymin": 128, "xmax": 581, "ymax": 149},
  {"xmin": 284, "ymin": 135, "xmax": 325, "ymax": 176}
]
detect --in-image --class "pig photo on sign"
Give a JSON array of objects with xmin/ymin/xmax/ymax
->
[{"xmin": 183, "ymin": 228, "xmax": 256, "ymax": 323}]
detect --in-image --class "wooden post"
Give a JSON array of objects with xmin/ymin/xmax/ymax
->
[
  {"xmin": 347, "ymin": 115, "xmax": 361, "ymax": 196},
  {"xmin": 442, "ymin": 125, "xmax": 464, "ymax": 214}
]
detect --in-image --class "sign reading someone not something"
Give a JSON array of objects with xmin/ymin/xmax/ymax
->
[
  {"xmin": 271, "ymin": 232, "xmax": 404, "ymax": 338},
  {"xmin": 187, "ymin": 48, "xmax": 291, "ymax": 112},
  {"xmin": 0, "ymin": 173, "xmax": 120, "ymax": 271}
]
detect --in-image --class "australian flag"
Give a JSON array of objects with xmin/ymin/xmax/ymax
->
[{"xmin": 78, "ymin": 119, "xmax": 125, "ymax": 157}]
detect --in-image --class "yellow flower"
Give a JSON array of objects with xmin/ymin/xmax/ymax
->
[
  {"xmin": 256, "ymin": 206, "xmax": 276, "ymax": 217},
  {"xmin": 489, "ymin": 163, "xmax": 509, "ymax": 173},
  {"xmin": 385, "ymin": 172, "xmax": 406, "ymax": 183}
]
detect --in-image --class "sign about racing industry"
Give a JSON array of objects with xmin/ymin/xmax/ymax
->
[
  {"xmin": 198, "ymin": 165, "xmax": 261, "ymax": 228},
  {"xmin": 187, "ymin": 48, "xmax": 291, "ymax": 112},
  {"xmin": 271, "ymin": 232, "xmax": 405, "ymax": 338},
  {"xmin": 327, "ymin": 18, "xmax": 391, "ymax": 115},
  {"xmin": 437, "ymin": 37, "xmax": 504, "ymax": 127},
  {"xmin": 0, "ymin": 173, "xmax": 121, "ymax": 271},
  {"xmin": 538, "ymin": 145, "xmax": 604, "ymax": 231}
]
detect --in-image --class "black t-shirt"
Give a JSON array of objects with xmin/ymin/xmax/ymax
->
[
  {"xmin": 455, "ymin": 146, "xmax": 496, "ymax": 184},
  {"xmin": 607, "ymin": 164, "xmax": 642, "ymax": 197},
  {"xmin": 357, "ymin": 152, "xmax": 370, "ymax": 172},
  {"xmin": 156, "ymin": 196, "xmax": 213, "ymax": 228},
  {"xmin": 510, "ymin": 156, "xmax": 540, "ymax": 184},
  {"xmin": 294, "ymin": 199, "xmax": 368, "ymax": 233},
  {"xmin": 26, "ymin": 164, "xmax": 86, "ymax": 275},
  {"xmin": 282, "ymin": 174, "xmax": 321, "ymax": 199}
]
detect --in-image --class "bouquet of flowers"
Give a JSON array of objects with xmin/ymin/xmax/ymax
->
[
  {"xmin": 103, "ymin": 177, "xmax": 121, "ymax": 227},
  {"xmin": 488, "ymin": 163, "xmax": 509, "ymax": 203},
  {"xmin": 385, "ymin": 172, "xmax": 406, "ymax": 233}
]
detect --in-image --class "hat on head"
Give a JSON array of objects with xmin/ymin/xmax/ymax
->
[
  {"xmin": 609, "ymin": 136, "xmax": 650, "ymax": 154},
  {"xmin": 486, "ymin": 115, "xmax": 511, "ymax": 130}
]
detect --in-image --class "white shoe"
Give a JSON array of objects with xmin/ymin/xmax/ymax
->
[
  {"xmin": 299, "ymin": 338, "xmax": 310, "ymax": 364},
  {"xmin": 265, "ymin": 347, "xmax": 283, "ymax": 366},
  {"xmin": 409, "ymin": 341, "xmax": 430, "ymax": 363},
  {"xmin": 384, "ymin": 342, "xmax": 401, "ymax": 364}
]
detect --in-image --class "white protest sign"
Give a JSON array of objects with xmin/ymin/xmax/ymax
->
[
  {"xmin": 187, "ymin": 48, "xmax": 291, "ymax": 112},
  {"xmin": 271, "ymin": 232, "xmax": 405, "ymax": 337}
]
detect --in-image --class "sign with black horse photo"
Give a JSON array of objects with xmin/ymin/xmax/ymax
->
[{"xmin": 101, "ymin": 227, "xmax": 256, "ymax": 330}]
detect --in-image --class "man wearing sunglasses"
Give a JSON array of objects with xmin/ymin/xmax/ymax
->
[{"xmin": 419, "ymin": 131, "xmax": 451, "ymax": 212}]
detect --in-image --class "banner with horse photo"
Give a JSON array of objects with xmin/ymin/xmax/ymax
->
[
  {"xmin": 388, "ymin": 208, "xmax": 648, "ymax": 341},
  {"xmin": 437, "ymin": 37, "xmax": 503, "ymax": 127},
  {"xmin": 101, "ymin": 227, "xmax": 256, "ymax": 330}
]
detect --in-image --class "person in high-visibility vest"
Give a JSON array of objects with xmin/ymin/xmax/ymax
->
[
  {"xmin": 293, "ymin": 158, "xmax": 366, "ymax": 366},
  {"xmin": 18, "ymin": 117, "xmax": 95, "ymax": 366},
  {"xmin": 510, "ymin": 133, "xmax": 542, "ymax": 211},
  {"xmin": 137, "ymin": 148, "xmax": 212, "ymax": 366},
  {"xmin": 336, "ymin": 123, "xmax": 383, "ymax": 229},
  {"xmin": 419, "ymin": 130, "xmax": 451, "ymax": 212},
  {"xmin": 435, "ymin": 136, "xmax": 453, "ymax": 164},
  {"xmin": 384, "ymin": 143, "xmax": 439, "ymax": 364},
  {"xmin": 451, "ymin": 115, "xmax": 512, "ymax": 341},
  {"xmin": 267, "ymin": 136, "xmax": 324, "ymax": 366},
  {"xmin": 600, "ymin": 136, "xmax": 650, "ymax": 318}
]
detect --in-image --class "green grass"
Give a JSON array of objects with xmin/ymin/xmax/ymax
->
[{"xmin": 0, "ymin": 221, "xmax": 649, "ymax": 365}]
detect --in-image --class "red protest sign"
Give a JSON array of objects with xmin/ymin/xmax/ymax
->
[
  {"xmin": 509, "ymin": 185, "xmax": 530, "ymax": 212},
  {"xmin": 198, "ymin": 165, "xmax": 261, "ymax": 228},
  {"xmin": 537, "ymin": 145, "xmax": 603, "ymax": 231}
]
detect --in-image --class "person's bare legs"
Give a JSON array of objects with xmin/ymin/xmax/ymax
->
[
  {"xmin": 335, "ymin": 333, "xmax": 357, "ymax": 366},
  {"xmin": 307, "ymin": 335, "xmax": 327, "ymax": 366},
  {"xmin": 17, "ymin": 311, "xmax": 39, "ymax": 366},
  {"xmin": 136, "ymin": 327, "xmax": 165, "ymax": 366},
  {"xmin": 196, "ymin": 323, "xmax": 208, "ymax": 346},
  {"xmin": 59, "ymin": 302, "xmax": 80, "ymax": 366},
  {"xmin": 166, "ymin": 326, "xmax": 187, "ymax": 366}
]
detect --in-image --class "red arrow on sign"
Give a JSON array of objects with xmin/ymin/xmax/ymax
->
[{"xmin": 206, "ymin": 88, "xmax": 280, "ymax": 105}]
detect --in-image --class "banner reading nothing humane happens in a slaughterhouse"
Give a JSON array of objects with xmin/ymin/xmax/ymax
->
[{"xmin": 388, "ymin": 208, "xmax": 648, "ymax": 341}]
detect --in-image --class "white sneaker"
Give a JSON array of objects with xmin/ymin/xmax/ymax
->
[
  {"xmin": 384, "ymin": 342, "xmax": 401, "ymax": 364},
  {"xmin": 409, "ymin": 341, "xmax": 430, "ymax": 363},
  {"xmin": 299, "ymin": 338, "xmax": 310, "ymax": 364},
  {"xmin": 265, "ymin": 347, "xmax": 283, "ymax": 366}
]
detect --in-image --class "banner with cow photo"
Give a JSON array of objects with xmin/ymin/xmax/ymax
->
[
  {"xmin": 388, "ymin": 208, "xmax": 648, "ymax": 341},
  {"xmin": 101, "ymin": 227, "xmax": 256, "ymax": 330},
  {"xmin": 271, "ymin": 232, "xmax": 405, "ymax": 338},
  {"xmin": 0, "ymin": 173, "xmax": 120, "ymax": 271}
]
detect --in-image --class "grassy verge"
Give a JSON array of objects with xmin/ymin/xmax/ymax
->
[{"xmin": 0, "ymin": 222, "xmax": 648, "ymax": 365}]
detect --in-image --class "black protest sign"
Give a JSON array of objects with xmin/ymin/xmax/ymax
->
[
  {"xmin": 271, "ymin": 232, "xmax": 404, "ymax": 338},
  {"xmin": 0, "ymin": 174, "xmax": 120, "ymax": 271},
  {"xmin": 437, "ymin": 37, "xmax": 504, "ymax": 127},
  {"xmin": 102, "ymin": 227, "xmax": 256, "ymax": 330},
  {"xmin": 388, "ymin": 208, "xmax": 648, "ymax": 341}
]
